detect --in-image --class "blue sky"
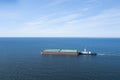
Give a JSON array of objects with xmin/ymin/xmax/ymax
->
[{"xmin": 0, "ymin": 0, "xmax": 120, "ymax": 37}]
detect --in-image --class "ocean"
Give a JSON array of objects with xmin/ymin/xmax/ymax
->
[{"xmin": 0, "ymin": 38, "xmax": 120, "ymax": 80}]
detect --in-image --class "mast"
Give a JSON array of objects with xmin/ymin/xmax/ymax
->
[{"xmin": 84, "ymin": 48, "xmax": 87, "ymax": 52}]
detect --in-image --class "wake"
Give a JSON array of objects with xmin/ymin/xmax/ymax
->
[{"xmin": 98, "ymin": 53, "xmax": 120, "ymax": 56}]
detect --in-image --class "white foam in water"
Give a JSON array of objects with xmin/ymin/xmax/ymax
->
[
  {"xmin": 98, "ymin": 53, "xmax": 106, "ymax": 56},
  {"xmin": 98, "ymin": 53, "xmax": 120, "ymax": 56}
]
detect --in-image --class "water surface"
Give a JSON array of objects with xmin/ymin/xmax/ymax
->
[{"xmin": 0, "ymin": 38, "xmax": 120, "ymax": 80}]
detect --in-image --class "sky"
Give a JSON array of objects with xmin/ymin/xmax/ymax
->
[{"xmin": 0, "ymin": 0, "xmax": 120, "ymax": 37}]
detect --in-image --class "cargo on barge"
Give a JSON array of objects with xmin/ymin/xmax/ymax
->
[{"xmin": 41, "ymin": 49, "xmax": 80, "ymax": 56}]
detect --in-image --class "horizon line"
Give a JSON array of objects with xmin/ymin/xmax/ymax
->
[{"xmin": 0, "ymin": 37, "xmax": 120, "ymax": 38}]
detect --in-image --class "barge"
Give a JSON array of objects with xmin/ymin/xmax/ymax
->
[
  {"xmin": 41, "ymin": 49, "xmax": 79, "ymax": 56},
  {"xmin": 41, "ymin": 49, "xmax": 97, "ymax": 56}
]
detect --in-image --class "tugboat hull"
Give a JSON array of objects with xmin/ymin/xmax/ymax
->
[{"xmin": 80, "ymin": 53, "xmax": 97, "ymax": 55}]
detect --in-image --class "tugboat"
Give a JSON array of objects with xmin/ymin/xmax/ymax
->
[{"xmin": 80, "ymin": 49, "xmax": 97, "ymax": 55}]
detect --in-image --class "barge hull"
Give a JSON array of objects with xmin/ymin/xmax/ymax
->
[{"xmin": 41, "ymin": 52, "xmax": 79, "ymax": 56}]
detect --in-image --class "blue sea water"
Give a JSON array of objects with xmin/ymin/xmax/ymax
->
[{"xmin": 0, "ymin": 38, "xmax": 120, "ymax": 80}]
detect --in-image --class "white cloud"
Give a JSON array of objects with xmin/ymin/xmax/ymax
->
[
  {"xmin": 85, "ymin": 0, "xmax": 98, "ymax": 3},
  {"xmin": 0, "ymin": 12, "xmax": 19, "ymax": 19},
  {"xmin": 47, "ymin": 0, "xmax": 68, "ymax": 7},
  {"xmin": 37, "ymin": 0, "xmax": 68, "ymax": 9},
  {"xmin": 16, "ymin": 8, "xmax": 120, "ymax": 37}
]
